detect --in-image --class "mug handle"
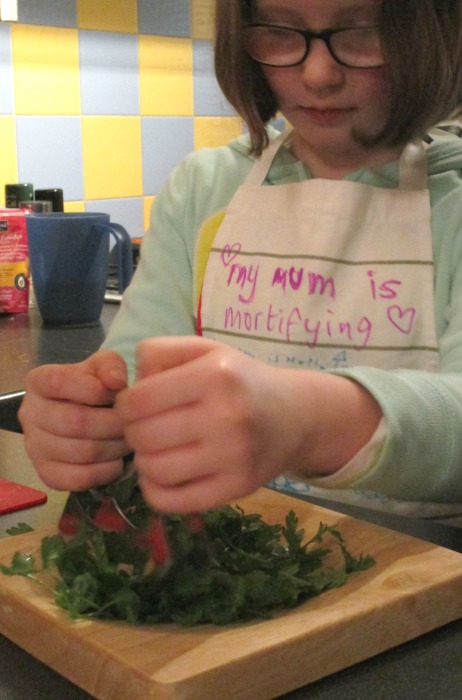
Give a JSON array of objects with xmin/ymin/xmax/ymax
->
[{"xmin": 97, "ymin": 223, "xmax": 134, "ymax": 293}]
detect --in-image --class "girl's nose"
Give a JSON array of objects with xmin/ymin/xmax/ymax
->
[{"xmin": 299, "ymin": 38, "xmax": 344, "ymax": 89}]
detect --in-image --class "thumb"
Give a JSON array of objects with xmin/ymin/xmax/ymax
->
[
  {"xmin": 80, "ymin": 349, "xmax": 128, "ymax": 392},
  {"xmin": 135, "ymin": 336, "xmax": 216, "ymax": 380}
]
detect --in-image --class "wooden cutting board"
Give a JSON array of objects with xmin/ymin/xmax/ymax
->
[{"xmin": 1, "ymin": 488, "xmax": 462, "ymax": 700}]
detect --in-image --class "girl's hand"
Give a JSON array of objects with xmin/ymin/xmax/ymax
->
[
  {"xmin": 115, "ymin": 337, "xmax": 381, "ymax": 513},
  {"xmin": 19, "ymin": 349, "xmax": 130, "ymax": 491}
]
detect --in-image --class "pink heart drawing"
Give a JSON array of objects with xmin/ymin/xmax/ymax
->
[
  {"xmin": 221, "ymin": 242, "xmax": 241, "ymax": 267},
  {"xmin": 387, "ymin": 305, "xmax": 416, "ymax": 335}
]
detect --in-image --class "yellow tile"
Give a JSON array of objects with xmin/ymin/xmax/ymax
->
[
  {"xmin": 143, "ymin": 195, "xmax": 155, "ymax": 230},
  {"xmin": 12, "ymin": 25, "xmax": 80, "ymax": 115},
  {"xmin": 77, "ymin": 0, "xmax": 138, "ymax": 33},
  {"xmin": 64, "ymin": 201, "xmax": 85, "ymax": 213},
  {"xmin": 191, "ymin": 0, "xmax": 215, "ymax": 40},
  {"xmin": 82, "ymin": 117, "xmax": 143, "ymax": 200},
  {"xmin": 194, "ymin": 117, "xmax": 243, "ymax": 150},
  {"xmin": 139, "ymin": 36, "xmax": 193, "ymax": 116},
  {"xmin": 0, "ymin": 117, "xmax": 18, "ymax": 205}
]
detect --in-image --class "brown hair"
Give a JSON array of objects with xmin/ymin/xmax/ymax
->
[{"xmin": 214, "ymin": 0, "xmax": 462, "ymax": 154}]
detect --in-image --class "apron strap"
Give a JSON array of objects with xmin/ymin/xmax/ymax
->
[
  {"xmin": 244, "ymin": 129, "xmax": 428, "ymax": 191},
  {"xmin": 243, "ymin": 129, "xmax": 293, "ymax": 187}
]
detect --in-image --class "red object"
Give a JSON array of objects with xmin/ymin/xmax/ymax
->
[
  {"xmin": 0, "ymin": 478, "xmax": 47, "ymax": 515},
  {"xmin": 58, "ymin": 511, "xmax": 82, "ymax": 536},
  {"xmin": 135, "ymin": 517, "xmax": 171, "ymax": 565},
  {"xmin": 185, "ymin": 513, "xmax": 205, "ymax": 534},
  {"xmin": 196, "ymin": 290, "xmax": 203, "ymax": 335},
  {"xmin": 0, "ymin": 209, "xmax": 30, "ymax": 314},
  {"xmin": 92, "ymin": 498, "xmax": 130, "ymax": 533}
]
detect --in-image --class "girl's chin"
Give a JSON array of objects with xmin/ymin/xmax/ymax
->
[
  {"xmin": 290, "ymin": 128, "xmax": 395, "ymax": 173},
  {"xmin": 293, "ymin": 130, "xmax": 359, "ymax": 155},
  {"xmin": 291, "ymin": 121, "xmax": 383, "ymax": 153}
]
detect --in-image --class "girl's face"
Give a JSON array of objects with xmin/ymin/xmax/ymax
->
[{"xmin": 252, "ymin": 0, "xmax": 398, "ymax": 176}]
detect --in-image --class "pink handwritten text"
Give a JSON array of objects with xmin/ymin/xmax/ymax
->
[
  {"xmin": 226, "ymin": 263, "xmax": 259, "ymax": 304},
  {"xmin": 272, "ymin": 266, "xmax": 336, "ymax": 298},
  {"xmin": 224, "ymin": 304, "xmax": 372, "ymax": 348}
]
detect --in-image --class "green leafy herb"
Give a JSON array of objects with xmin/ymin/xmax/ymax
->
[
  {"xmin": 0, "ymin": 504, "xmax": 374, "ymax": 626},
  {"xmin": 6, "ymin": 522, "xmax": 34, "ymax": 536}
]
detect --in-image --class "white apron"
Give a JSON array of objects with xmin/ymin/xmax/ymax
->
[{"xmin": 196, "ymin": 131, "xmax": 462, "ymax": 522}]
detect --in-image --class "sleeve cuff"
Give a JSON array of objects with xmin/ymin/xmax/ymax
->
[{"xmin": 307, "ymin": 417, "xmax": 388, "ymax": 489}]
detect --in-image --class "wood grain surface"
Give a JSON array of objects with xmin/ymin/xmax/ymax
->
[{"xmin": 1, "ymin": 488, "xmax": 462, "ymax": 700}]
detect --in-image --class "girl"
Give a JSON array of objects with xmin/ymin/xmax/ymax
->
[{"xmin": 19, "ymin": 0, "xmax": 462, "ymax": 521}]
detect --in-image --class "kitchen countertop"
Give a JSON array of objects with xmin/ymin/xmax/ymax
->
[
  {"xmin": 0, "ymin": 305, "xmax": 117, "ymax": 397},
  {"xmin": 0, "ymin": 305, "xmax": 118, "ymax": 431},
  {"xmin": 1, "ymin": 305, "xmax": 462, "ymax": 698}
]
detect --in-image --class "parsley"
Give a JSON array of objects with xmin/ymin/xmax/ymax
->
[
  {"xmin": 0, "ymin": 505, "xmax": 374, "ymax": 626},
  {"xmin": 5, "ymin": 522, "xmax": 34, "ymax": 536}
]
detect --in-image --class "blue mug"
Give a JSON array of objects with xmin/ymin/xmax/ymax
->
[{"xmin": 26, "ymin": 213, "xmax": 133, "ymax": 326}]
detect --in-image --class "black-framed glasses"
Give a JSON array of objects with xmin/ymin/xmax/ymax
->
[{"xmin": 244, "ymin": 24, "xmax": 384, "ymax": 69}]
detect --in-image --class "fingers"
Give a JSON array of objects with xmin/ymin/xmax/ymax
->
[
  {"xmin": 122, "ymin": 404, "xmax": 202, "ymax": 454},
  {"xmin": 116, "ymin": 336, "xmax": 247, "ymax": 428},
  {"xmin": 114, "ymin": 337, "xmax": 266, "ymax": 512},
  {"xmin": 20, "ymin": 337, "xmax": 279, "ymax": 510},
  {"xmin": 19, "ymin": 351, "xmax": 128, "ymax": 443},
  {"xmin": 137, "ymin": 463, "xmax": 257, "ymax": 514},
  {"xmin": 24, "ymin": 423, "xmax": 127, "ymax": 466},
  {"xmin": 22, "ymin": 350, "xmax": 127, "ymax": 409},
  {"xmin": 133, "ymin": 429, "xmax": 252, "ymax": 488},
  {"xmin": 32, "ymin": 452, "xmax": 125, "ymax": 492},
  {"xmin": 85, "ymin": 349, "xmax": 128, "ymax": 394},
  {"xmin": 116, "ymin": 337, "xmax": 216, "ymax": 423},
  {"xmin": 23, "ymin": 401, "xmax": 124, "ymax": 441},
  {"xmin": 18, "ymin": 350, "xmax": 129, "ymax": 492},
  {"xmin": 136, "ymin": 336, "xmax": 215, "ymax": 378},
  {"xmin": 21, "ymin": 404, "xmax": 129, "ymax": 491}
]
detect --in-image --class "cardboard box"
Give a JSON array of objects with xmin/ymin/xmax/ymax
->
[{"xmin": 0, "ymin": 209, "xmax": 29, "ymax": 314}]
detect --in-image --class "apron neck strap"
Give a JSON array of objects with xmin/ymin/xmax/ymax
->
[
  {"xmin": 244, "ymin": 129, "xmax": 428, "ymax": 191},
  {"xmin": 244, "ymin": 129, "xmax": 293, "ymax": 186}
]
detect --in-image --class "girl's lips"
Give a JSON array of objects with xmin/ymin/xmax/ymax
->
[{"xmin": 301, "ymin": 107, "xmax": 352, "ymax": 125}]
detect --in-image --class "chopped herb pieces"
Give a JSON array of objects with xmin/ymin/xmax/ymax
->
[
  {"xmin": 5, "ymin": 522, "xmax": 34, "ymax": 536},
  {"xmin": 1, "ymin": 505, "xmax": 374, "ymax": 626}
]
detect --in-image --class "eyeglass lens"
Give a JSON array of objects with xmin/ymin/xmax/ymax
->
[{"xmin": 245, "ymin": 26, "xmax": 383, "ymax": 68}]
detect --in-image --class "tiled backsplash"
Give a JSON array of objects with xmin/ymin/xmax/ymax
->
[{"xmin": 0, "ymin": 0, "xmax": 244, "ymax": 237}]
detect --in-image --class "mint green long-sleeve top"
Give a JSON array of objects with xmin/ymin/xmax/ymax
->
[{"xmin": 103, "ymin": 128, "xmax": 462, "ymax": 507}]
